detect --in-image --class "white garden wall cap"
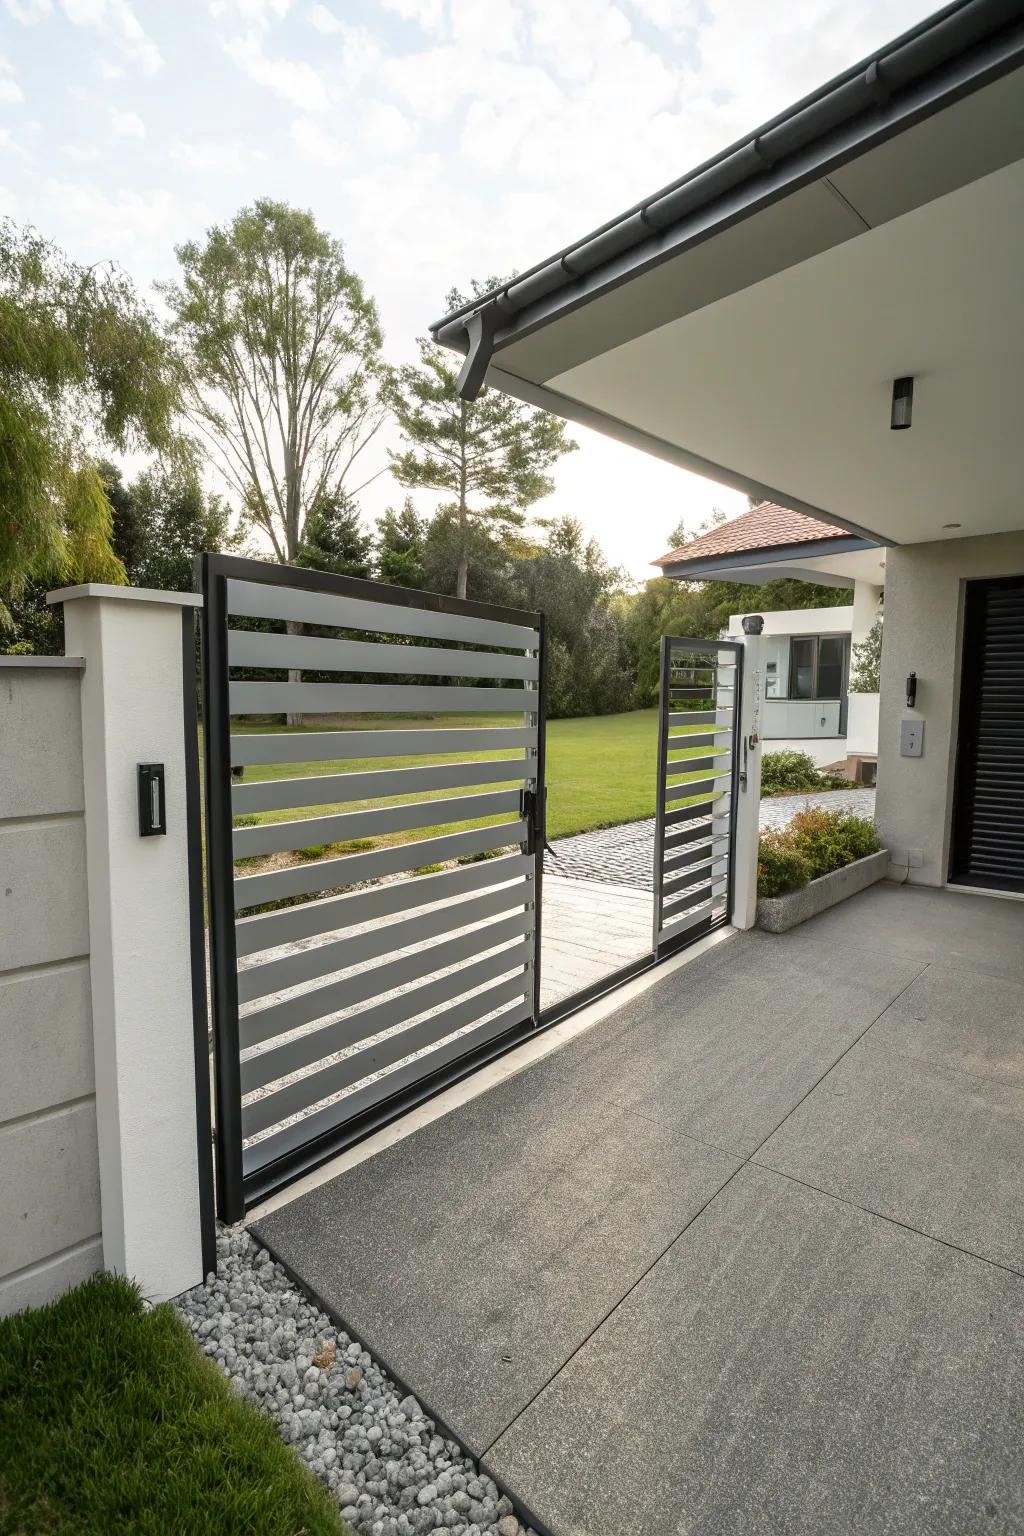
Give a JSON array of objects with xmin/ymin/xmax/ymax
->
[
  {"xmin": 0, "ymin": 654, "xmax": 85, "ymax": 669},
  {"xmin": 46, "ymin": 583, "xmax": 203, "ymax": 609}
]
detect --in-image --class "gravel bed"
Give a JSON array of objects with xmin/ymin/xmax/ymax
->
[{"xmin": 177, "ymin": 1229, "xmax": 533, "ymax": 1536}]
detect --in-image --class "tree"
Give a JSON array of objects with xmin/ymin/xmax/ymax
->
[
  {"xmin": 295, "ymin": 493, "xmax": 372, "ymax": 579},
  {"xmin": 105, "ymin": 461, "xmax": 239, "ymax": 593},
  {"xmin": 0, "ymin": 218, "xmax": 178, "ymax": 616},
  {"xmin": 160, "ymin": 199, "xmax": 386, "ymax": 565},
  {"xmin": 515, "ymin": 517, "xmax": 631, "ymax": 717},
  {"xmin": 389, "ymin": 282, "xmax": 577, "ymax": 600},
  {"xmin": 375, "ymin": 498, "xmax": 426, "ymax": 589},
  {"xmin": 850, "ymin": 616, "xmax": 883, "ymax": 692}
]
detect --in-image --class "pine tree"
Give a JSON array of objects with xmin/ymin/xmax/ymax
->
[
  {"xmin": 295, "ymin": 494, "xmax": 372, "ymax": 579},
  {"xmin": 375, "ymin": 498, "xmax": 426, "ymax": 589}
]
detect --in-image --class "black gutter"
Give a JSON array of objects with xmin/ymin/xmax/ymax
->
[{"xmin": 432, "ymin": 0, "xmax": 1024, "ymax": 393}]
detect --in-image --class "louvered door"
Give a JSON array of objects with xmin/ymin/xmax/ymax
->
[{"xmin": 950, "ymin": 575, "xmax": 1024, "ymax": 891}]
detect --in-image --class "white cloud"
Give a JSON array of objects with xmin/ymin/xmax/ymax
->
[
  {"xmin": 4, "ymin": 0, "xmax": 52, "ymax": 21},
  {"xmin": 210, "ymin": 0, "xmax": 291, "ymax": 23},
  {"xmin": 378, "ymin": 0, "xmax": 444, "ymax": 35},
  {"xmin": 223, "ymin": 29, "xmax": 330, "ymax": 109},
  {"xmin": 171, "ymin": 137, "xmax": 254, "ymax": 173},
  {"xmin": 109, "ymin": 106, "xmax": 145, "ymax": 136},
  {"xmin": 308, "ymin": 2, "xmax": 341, "ymax": 34},
  {"xmin": 0, "ymin": 52, "xmax": 24, "ymax": 102},
  {"xmin": 58, "ymin": 0, "xmax": 162, "ymax": 75},
  {"xmin": 289, "ymin": 115, "xmax": 348, "ymax": 166}
]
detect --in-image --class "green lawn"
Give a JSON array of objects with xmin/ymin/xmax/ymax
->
[
  {"xmin": 0, "ymin": 1273, "xmax": 348, "ymax": 1536},
  {"xmin": 227, "ymin": 708, "xmax": 724, "ymax": 864}
]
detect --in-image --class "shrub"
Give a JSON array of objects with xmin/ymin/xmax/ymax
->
[
  {"xmin": 757, "ymin": 810, "xmax": 879, "ymax": 897},
  {"xmin": 757, "ymin": 832, "xmax": 811, "ymax": 897},
  {"xmin": 787, "ymin": 808, "xmax": 879, "ymax": 878},
  {"xmin": 761, "ymin": 749, "xmax": 852, "ymax": 796}
]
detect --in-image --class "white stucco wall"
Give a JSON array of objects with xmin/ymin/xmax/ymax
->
[
  {"xmin": 875, "ymin": 531, "xmax": 1024, "ymax": 887},
  {"xmin": 0, "ymin": 659, "xmax": 102, "ymax": 1316}
]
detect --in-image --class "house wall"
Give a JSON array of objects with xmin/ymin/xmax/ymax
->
[
  {"xmin": 0, "ymin": 658, "xmax": 102, "ymax": 1316},
  {"xmin": 875, "ymin": 531, "xmax": 1024, "ymax": 886}
]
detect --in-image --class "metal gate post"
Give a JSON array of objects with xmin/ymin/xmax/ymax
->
[
  {"xmin": 529, "ymin": 611, "xmax": 548, "ymax": 1021},
  {"xmin": 199, "ymin": 558, "xmax": 245, "ymax": 1224},
  {"xmin": 730, "ymin": 631, "xmax": 764, "ymax": 930}
]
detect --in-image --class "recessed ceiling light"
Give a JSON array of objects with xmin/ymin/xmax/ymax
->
[{"xmin": 943, "ymin": 522, "xmax": 961, "ymax": 529}]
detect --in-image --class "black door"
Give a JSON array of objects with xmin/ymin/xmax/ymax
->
[{"xmin": 950, "ymin": 575, "xmax": 1024, "ymax": 891}]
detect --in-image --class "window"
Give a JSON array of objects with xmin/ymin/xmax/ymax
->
[{"xmin": 788, "ymin": 634, "xmax": 848, "ymax": 700}]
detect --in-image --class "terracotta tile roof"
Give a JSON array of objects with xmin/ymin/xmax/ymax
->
[{"xmin": 653, "ymin": 501, "xmax": 850, "ymax": 567}]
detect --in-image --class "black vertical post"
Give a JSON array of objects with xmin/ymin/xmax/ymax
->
[
  {"xmin": 530, "ymin": 611, "xmax": 548, "ymax": 1023},
  {"xmin": 726, "ymin": 641, "xmax": 745, "ymax": 919},
  {"xmin": 652, "ymin": 634, "xmax": 671, "ymax": 953},
  {"xmin": 181, "ymin": 606, "xmax": 216, "ymax": 1275},
  {"xmin": 200, "ymin": 556, "xmax": 245, "ymax": 1224}
]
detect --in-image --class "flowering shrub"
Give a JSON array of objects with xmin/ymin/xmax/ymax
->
[{"xmin": 757, "ymin": 810, "xmax": 879, "ymax": 897}]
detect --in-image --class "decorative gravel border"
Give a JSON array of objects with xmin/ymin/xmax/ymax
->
[{"xmin": 177, "ymin": 1230, "xmax": 533, "ymax": 1536}]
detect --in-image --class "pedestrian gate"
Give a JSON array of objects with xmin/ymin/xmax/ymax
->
[
  {"xmin": 652, "ymin": 635, "xmax": 742, "ymax": 952},
  {"xmin": 200, "ymin": 555, "xmax": 546, "ymax": 1219}
]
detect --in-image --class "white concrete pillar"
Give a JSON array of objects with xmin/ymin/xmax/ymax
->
[
  {"xmin": 48, "ymin": 584, "xmax": 207, "ymax": 1302},
  {"xmin": 730, "ymin": 631, "xmax": 764, "ymax": 931}
]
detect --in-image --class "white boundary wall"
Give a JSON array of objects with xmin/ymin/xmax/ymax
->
[
  {"xmin": 0, "ymin": 657, "xmax": 102, "ymax": 1315},
  {"xmin": 1, "ymin": 589, "xmax": 207, "ymax": 1315}
]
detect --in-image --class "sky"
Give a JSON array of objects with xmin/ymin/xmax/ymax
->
[{"xmin": 0, "ymin": 0, "xmax": 936, "ymax": 582}]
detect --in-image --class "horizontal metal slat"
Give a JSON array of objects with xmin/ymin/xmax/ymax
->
[
  {"xmin": 660, "ymin": 780, "xmax": 733, "ymax": 817},
  {"xmin": 228, "ymin": 628, "xmax": 538, "ymax": 681},
  {"xmin": 241, "ymin": 972, "xmax": 531, "ymax": 1137},
  {"xmin": 235, "ymin": 852, "xmax": 532, "ymax": 955},
  {"xmin": 232, "ymin": 758, "xmax": 530, "ymax": 814},
  {"xmin": 664, "ymin": 772, "xmax": 732, "ymax": 803},
  {"xmin": 663, "ymin": 755, "xmax": 721, "ymax": 778},
  {"xmin": 668, "ymin": 711, "xmax": 732, "ymax": 728},
  {"xmin": 665, "ymin": 734, "xmax": 728, "ymax": 754},
  {"xmin": 229, "ymin": 726, "xmax": 538, "ymax": 765},
  {"xmin": 662, "ymin": 857, "xmax": 728, "ymax": 900},
  {"xmin": 226, "ymin": 578, "xmax": 539, "ymax": 650},
  {"xmin": 242, "ymin": 994, "xmax": 531, "ymax": 1177},
  {"xmin": 240, "ymin": 939, "xmax": 534, "ymax": 1092},
  {"xmin": 234, "ymin": 819, "xmax": 527, "ymax": 909},
  {"xmin": 238, "ymin": 879, "xmax": 532, "ymax": 1004},
  {"xmin": 232, "ymin": 788, "xmax": 522, "ymax": 858},
  {"xmin": 657, "ymin": 898, "xmax": 723, "ymax": 946},
  {"xmin": 662, "ymin": 835, "xmax": 729, "ymax": 873},
  {"xmin": 229, "ymin": 681, "xmax": 539, "ymax": 715},
  {"xmin": 240, "ymin": 910, "xmax": 534, "ymax": 1048},
  {"xmin": 669, "ymin": 685, "xmax": 734, "ymax": 697},
  {"xmin": 662, "ymin": 877, "xmax": 728, "ymax": 919},
  {"xmin": 663, "ymin": 814, "xmax": 730, "ymax": 850}
]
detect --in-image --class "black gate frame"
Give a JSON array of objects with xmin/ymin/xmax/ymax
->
[{"xmin": 200, "ymin": 554, "xmax": 549, "ymax": 1221}]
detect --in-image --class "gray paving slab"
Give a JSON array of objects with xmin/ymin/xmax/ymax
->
[
  {"xmin": 755, "ymin": 1034, "xmax": 1024, "ymax": 1272},
  {"xmin": 864, "ymin": 963, "xmax": 1024, "ymax": 1084},
  {"xmin": 555, "ymin": 930, "xmax": 926, "ymax": 1155},
  {"xmin": 768, "ymin": 881, "xmax": 1024, "ymax": 978},
  {"xmin": 254, "ymin": 1044, "xmax": 740, "ymax": 1457},
  {"xmin": 485, "ymin": 1165, "xmax": 1024, "ymax": 1536}
]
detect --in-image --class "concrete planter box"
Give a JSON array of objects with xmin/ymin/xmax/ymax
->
[{"xmin": 757, "ymin": 848, "xmax": 889, "ymax": 933}]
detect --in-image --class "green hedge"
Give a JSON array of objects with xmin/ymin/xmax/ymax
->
[{"xmin": 760, "ymin": 749, "xmax": 851, "ymax": 797}]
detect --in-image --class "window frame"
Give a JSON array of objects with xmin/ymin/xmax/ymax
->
[{"xmin": 786, "ymin": 632, "xmax": 849, "ymax": 701}]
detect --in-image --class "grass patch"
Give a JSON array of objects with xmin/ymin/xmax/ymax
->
[{"xmin": 0, "ymin": 1272, "xmax": 348, "ymax": 1536}]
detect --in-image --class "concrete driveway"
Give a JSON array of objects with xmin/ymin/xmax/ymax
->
[{"xmin": 253, "ymin": 882, "xmax": 1024, "ymax": 1536}]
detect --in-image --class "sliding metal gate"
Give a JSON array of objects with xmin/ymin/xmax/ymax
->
[
  {"xmin": 652, "ymin": 635, "xmax": 742, "ymax": 952},
  {"xmin": 201, "ymin": 555, "xmax": 545, "ymax": 1218}
]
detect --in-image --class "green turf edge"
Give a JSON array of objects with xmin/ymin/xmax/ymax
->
[{"xmin": 0, "ymin": 1271, "xmax": 349, "ymax": 1536}]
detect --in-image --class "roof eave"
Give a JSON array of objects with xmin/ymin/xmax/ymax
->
[
  {"xmin": 657, "ymin": 534, "xmax": 876, "ymax": 581},
  {"xmin": 431, "ymin": 2, "xmax": 1024, "ymax": 375}
]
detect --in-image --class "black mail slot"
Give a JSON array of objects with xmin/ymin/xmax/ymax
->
[{"xmin": 138, "ymin": 763, "xmax": 166, "ymax": 837}]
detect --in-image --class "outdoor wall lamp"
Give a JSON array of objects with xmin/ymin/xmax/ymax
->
[
  {"xmin": 906, "ymin": 671, "xmax": 918, "ymax": 708},
  {"xmin": 891, "ymin": 376, "xmax": 914, "ymax": 430},
  {"xmin": 741, "ymin": 614, "xmax": 764, "ymax": 635}
]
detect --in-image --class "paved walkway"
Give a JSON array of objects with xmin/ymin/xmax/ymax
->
[
  {"xmin": 253, "ymin": 883, "xmax": 1024, "ymax": 1536},
  {"xmin": 548, "ymin": 786, "xmax": 876, "ymax": 889}
]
